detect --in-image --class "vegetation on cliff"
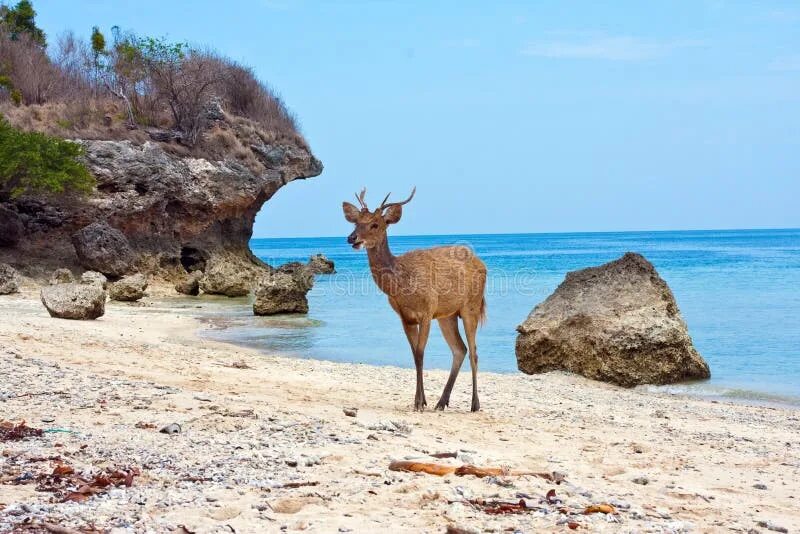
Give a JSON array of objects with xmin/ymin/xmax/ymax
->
[
  {"xmin": 0, "ymin": 116, "xmax": 93, "ymax": 198},
  {"xmin": 0, "ymin": 0, "xmax": 305, "ymax": 174}
]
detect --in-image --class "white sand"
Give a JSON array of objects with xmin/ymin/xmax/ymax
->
[{"xmin": 1, "ymin": 289, "xmax": 798, "ymax": 533}]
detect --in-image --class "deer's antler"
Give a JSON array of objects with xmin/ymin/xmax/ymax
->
[
  {"xmin": 378, "ymin": 187, "xmax": 416, "ymax": 212},
  {"xmin": 355, "ymin": 188, "xmax": 368, "ymax": 210}
]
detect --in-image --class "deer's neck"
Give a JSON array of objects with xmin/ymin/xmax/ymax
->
[{"xmin": 367, "ymin": 237, "xmax": 397, "ymax": 295}]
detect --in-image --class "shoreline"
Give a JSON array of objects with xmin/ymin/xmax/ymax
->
[{"xmin": 1, "ymin": 289, "xmax": 799, "ymax": 532}]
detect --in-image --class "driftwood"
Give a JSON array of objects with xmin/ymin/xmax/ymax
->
[{"xmin": 388, "ymin": 460, "xmax": 565, "ymax": 483}]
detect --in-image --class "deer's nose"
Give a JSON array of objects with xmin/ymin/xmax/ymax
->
[{"xmin": 347, "ymin": 231, "xmax": 357, "ymax": 244}]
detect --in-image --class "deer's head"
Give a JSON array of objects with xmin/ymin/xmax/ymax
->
[{"xmin": 342, "ymin": 187, "xmax": 416, "ymax": 250}]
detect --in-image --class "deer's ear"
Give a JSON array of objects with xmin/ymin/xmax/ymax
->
[
  {"xmin": 342, "ymin": 202, "xmax": 360, "ymax": 223},
  {"xmin": 383, "ymin": 205, "xmax": 403, "ymax": 225}
]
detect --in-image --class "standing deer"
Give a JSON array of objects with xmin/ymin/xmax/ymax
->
[{"xmin": 342, "ymin": 188, "xmax": 487, "ymax": 412}]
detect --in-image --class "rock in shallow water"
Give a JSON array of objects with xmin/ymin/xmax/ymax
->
[
  {"xmin": 515, "ymin": 252, "xmax": 710, "ymax": 387},
  {"xmin": 40, "ymin": 283, "xmax": 106, "ymax": 320},
  {"xmin": 307, "ymin": 254, "xmax": 335, "ymax": 274},
  {"xmin": 253, "ymin": 270, "xmax": 313, "ymax": 315},
  {"xmin": 175, "ymin": 271, "xmax": 203, "ymax": 296},
  {"xmin": 109, "ymin": 273, "xmax": 148, "ymax": 302},
  {"xmin": 0, "ymin": 263, "xmax": 19, "ymax": 295}
]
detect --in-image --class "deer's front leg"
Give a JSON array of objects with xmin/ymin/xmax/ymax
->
[{"xmin": 403, "ymin": 319, "xmax": 431, "ymax": 411}]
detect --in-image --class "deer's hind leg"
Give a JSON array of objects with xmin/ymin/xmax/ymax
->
[
  {"xmin": 435, "ymin": 315, "xmax": 467, "ymax": 411},
  {"xmin": 461, "ymin": 312, "xmax": 481, "ymax": 412}
]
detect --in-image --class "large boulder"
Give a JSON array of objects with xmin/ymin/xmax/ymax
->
[
  {"xmin": 0, "ymin": 206, "xmax": 23, "ymax": 247},
  {"xmin": 40, "ymin": 283, "xmax": 106, "ymax": 320},
  {"xmin": 515, "ymin": 252, "xmax": 710, "ymax": 387},
  {"xmin": 109, "ymin": 273, "xmax": 148, "ymax": 302},
  {"xmin": 0, "ymin": 263, "xmax": 19, "ymax": 295},
  {"xmin": 71, "ymin": 221, "xmax": 136, "ymax": 277},
  {"xmin": 307, "ymin": 254, "xmax": 335, "ymax": 274},
  {"xmin": 175, "ymin": 270, "xmax": 202, "ymax": 296},
  {"xmin": 253, "ymin": 269, "xmax": 314, "ymax": 315},
  {"xmin": 200, "ymin": 258, "xmax": 253, "ymax": 297}
]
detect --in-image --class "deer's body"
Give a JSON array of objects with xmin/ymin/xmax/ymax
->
[{"xmin": 343, "ymin": 189, "xmax": 487, "ymax": 412}]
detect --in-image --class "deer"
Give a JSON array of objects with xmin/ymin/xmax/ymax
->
[{"xmin": 342, "ymin": 187, "xmax": 487, "ymax": 412}]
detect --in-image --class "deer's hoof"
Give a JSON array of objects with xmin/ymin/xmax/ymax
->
[
  {"xmin": 434, "ymin": 399, "xmax": 448, "ymax": 411},
  {"xmin": 471, "ymin": 399, "xmax": 481, "ymax": 412}
]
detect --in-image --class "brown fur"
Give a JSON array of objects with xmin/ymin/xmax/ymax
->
[{"xmin": 343, "ymin": 188, "xmax": 487, "ymax": 412}]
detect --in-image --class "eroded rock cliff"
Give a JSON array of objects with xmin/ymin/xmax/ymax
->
[{"xmin": 0, "ymin": 133, "xmax": 322, "ymax": 282}]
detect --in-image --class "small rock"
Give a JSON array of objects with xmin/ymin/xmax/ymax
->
[
  {"xmin": 343, "ymin": 407, "xmax": 358, "ymax": 417},
  {"xmin": 0, "ymin": 263, "xmax": 20, "ymax": 295},
  {"xmin": 757, "ymin": 521, "xmax": 788, "ymax": 533},
  {"xmin": 109, "ymin": 273, "xmax": 148, "ymax": 302},
  {"xmin": 159, "ymin": 423, "xmax": 181, "ymax": 435},
  {"xmin": 175, "ymin": 271, "xmax": 203, "ymax": 296},
  {"xmin": 80, "ymin": 271, "xmax": 108, "ymax": 289},
  {"xmin": 753, "ymin": 483, "xmax": 768, "ymax": 490},
  {"xmin": 49, "ymin": 268, "xmax": 74, "ymax": 285},
  {"xmin": 632, "ymin": 476, "xmax": 649, "ymax": 485},
  {"xmin": 41, "ymin": 416, "xmax": 55, "ymax": 423}
]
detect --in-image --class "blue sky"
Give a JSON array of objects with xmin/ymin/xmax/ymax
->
[{"xmin": 34, "ymin": 1, "xmax": 800, "ymax": 237}]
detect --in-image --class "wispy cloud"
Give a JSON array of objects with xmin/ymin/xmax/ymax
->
[
  {"xmin": 769, "ymin": 55, "xmax": 800, "ymax": 72},
  {"xmin": 521, "ymin": 36, "xmax": 705, "ymax": 61}
]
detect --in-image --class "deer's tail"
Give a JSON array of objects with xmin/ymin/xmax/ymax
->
[{"xmin": 478, "ymin": 297, "xmax": 487, "ymax": 327}]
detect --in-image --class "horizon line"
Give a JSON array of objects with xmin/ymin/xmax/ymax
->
[{"xmin": 251, "ymin": 226, "xmax": 800, "ymax": 241}]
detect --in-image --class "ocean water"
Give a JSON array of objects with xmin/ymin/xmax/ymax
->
[{"xmin": 205, "ymin": 229, "xmax": 800, "ymax": 406}]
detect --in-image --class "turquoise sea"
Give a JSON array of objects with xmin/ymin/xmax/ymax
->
[{"xmin": 205, "ymin": 229, "xmax": 800, "ymax": 406}]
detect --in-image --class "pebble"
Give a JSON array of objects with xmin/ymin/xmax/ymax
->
[
  {"xmin": 343, "ymin": 407, "xmax": 358, "ymax": 417},
  {"xmin": 159, "ymin": 423, "xmax": 181, "ymax": 435},
  {"xmin": 632, "ymin": 476, "xmax": 649, "ymax": 485},
  {"xmin": 753, "ymin": 483, "xmax": 768, "ymax": 490},
  {"xmin": 41, "ymin": 416, "xmax": 56, "ymax": 423},
  {"xmin": 757, "ymin": 521, "xmax": 789, "ymax": 533}
]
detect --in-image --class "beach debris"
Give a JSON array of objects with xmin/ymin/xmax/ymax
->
[
  {"xmin": 29, "ymin": 463, "xmax": 139, "ymax": 503},
  {"xmin": 464, "ymin": 498, "xmax": 539, "ymax": 515},
  {"xmin": 757, "ymin": 521, "xmax": 789, "ymax": 533},
  {"xmin": 366, "ymin": 420, "xmax": 411, "ymax": 434},
  {"xmin": 135, "ymin": 421, "xmax": 157, "ymax": 429},
  {"xmin": 276, "ymin": 481, "xmax": 319, "ymax": 489},
  {"xmin": 0, "ymin": 420, "xmax": 43, "ymax": 442},
  {"xmin": 343, "ymin": 407, "xmax": 358, "ymax": 417},
  {"xmin": 583, "ymin": 504, "xmax": 616, "ymax": 515},
  {"xmin": 388, "ymin": 460, "xmax": 565, "ymax": 483},
  {"xmin": 159, "ymin": 423, "xmax": 182, "ymax": 435},
  {"xmin": 430, "ymin": 451, "xmax": 458, "ymax": 459}
]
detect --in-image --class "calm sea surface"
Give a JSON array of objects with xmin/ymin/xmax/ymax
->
[{"xmin": 203, "ymin": 229, "xmax": 800, "ymax": 406}]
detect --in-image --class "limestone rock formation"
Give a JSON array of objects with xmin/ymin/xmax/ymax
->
[
  {"xmin": 276, "ymin": 261, "xmax": 306, "ymax": 274},
  {"xmin": 109, "ymin": 273, "xmax": 148, "ymax": 302},
  {"xmin": 0, "ymin": 133, "xmax": 322, "ymax": 282},
  {"xmin": 515, "ymin": 252, "xmax": 710, "ymax": 387},
  {"xmin": 71, "ymin": 221, "xmax": 136, "ymax": 277},
  {"xmin": 253, "ymin": 269, "xmax": 314, "ymax": 315},
  {"xmin": 175, "ymin": 271, "xmax": 202, "ymax": 296},
  {"xmin": 0, "ymin": 263, "xmax": 19, "ymax": 294},
  {"xmin": 49, "ymin": 268, "xmax": 74, "ymax": 285},
  {"xmin": 40, "ymin": 283, "xmax": 106, "ymax": 320},
  {"xmin": 80, "ymin": 271, "xmax": 108, "ymax": 288},
  {"xmin": 307, "ymin": 254, "xmax": 335, "ymax": 274}
]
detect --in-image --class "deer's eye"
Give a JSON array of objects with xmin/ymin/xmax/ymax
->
[{"xmin": 370, "ymin": 223, "xmax": 379, "ymax": 229}]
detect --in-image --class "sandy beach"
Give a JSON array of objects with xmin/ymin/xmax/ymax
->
[{"xmin": 1, "ymin": 288, "xmax": 798, "ymax": 533}]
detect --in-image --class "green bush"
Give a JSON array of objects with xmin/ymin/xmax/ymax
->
[{"xmin": 0, "ymin": 116, "xmax": 94, "ymax": 198}]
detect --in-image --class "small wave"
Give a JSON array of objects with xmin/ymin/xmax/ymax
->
[{"xmin": 641, "ymin": 383, "xmax": 800, "ymax": 408}]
